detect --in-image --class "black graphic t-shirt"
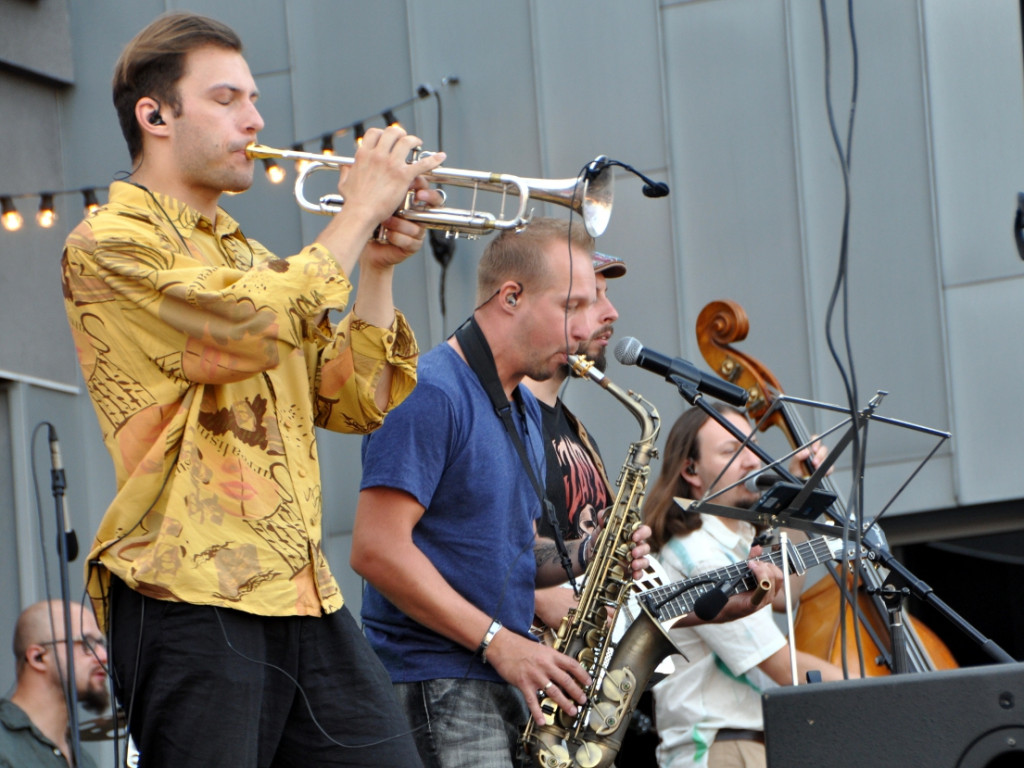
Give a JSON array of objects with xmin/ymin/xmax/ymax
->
[{"xmin": 536, "ymin": 400, "xmax": 612, "ymax": 541}]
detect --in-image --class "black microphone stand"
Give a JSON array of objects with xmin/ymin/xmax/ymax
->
[
  {"xmin": 50, "ymin": 448, "xmax": 83, "ymax": 766},
  {"xmin": 868, "ymin": 546, "xmax": 1015, "ymax": 666}
]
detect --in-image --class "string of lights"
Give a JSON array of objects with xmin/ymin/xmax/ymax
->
[{"xmin": 1, "ymin": 76, "xmax": 458, "ymax": 233}]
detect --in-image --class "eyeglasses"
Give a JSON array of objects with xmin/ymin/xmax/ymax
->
[{"xmin": 38, "ymin": 635, "xmax": 107, "ymax": 655}]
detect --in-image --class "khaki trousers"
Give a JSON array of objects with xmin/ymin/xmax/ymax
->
[{"xmin": 707, "ymin": 739, "xmax": 766, "ymax": 768}]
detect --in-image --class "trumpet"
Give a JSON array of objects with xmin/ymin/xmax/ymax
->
[{"xmin": 245, "ymin": 143, "xmax": 614, "ymax": 239}]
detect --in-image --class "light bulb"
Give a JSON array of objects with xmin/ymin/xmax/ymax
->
[
  {"xmin": 36, "ymin": 194, "xmax": 57, "ymax": 228},
  {"xmin": 1, "ymin": 197, "xmax": 23, "ymax": 231}
]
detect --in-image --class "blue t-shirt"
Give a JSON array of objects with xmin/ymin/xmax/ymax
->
[{"xmin": 359, "ymin": 342, "xmax": 544, "ymax": 683}]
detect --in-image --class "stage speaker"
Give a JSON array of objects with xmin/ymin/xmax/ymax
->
[{"xmin": 763, "ymin": 662, "xmax": 1024, "ymax": 767}]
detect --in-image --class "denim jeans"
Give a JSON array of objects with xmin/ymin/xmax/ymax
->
[{"xmin": 393, "ymin": 678, "xmax": 529, "ymax": 768}]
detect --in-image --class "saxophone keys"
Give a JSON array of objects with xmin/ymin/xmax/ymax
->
[
  {"xmin": 573, "ymin": 740, "xmax": 604, "ymax": 768},
  {"xmin": 600, "ymin": 668, "xmax": 636, "ymax": 702},
  {"xmin": 538, "ymin": 742, "xmax": 571, "ymax": 768},
  {"xmin": 577, "ymin": 647, "xmax": 596, "ymax": 669}
]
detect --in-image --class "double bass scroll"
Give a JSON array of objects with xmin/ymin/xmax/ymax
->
[{"xmin": 694, "ymin": 299, "xmax": 957, "ymax": 676}]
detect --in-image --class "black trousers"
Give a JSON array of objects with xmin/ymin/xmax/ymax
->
[{"xmin": 108, "ymin": 578, "xmax": 423, "ymax": 768}]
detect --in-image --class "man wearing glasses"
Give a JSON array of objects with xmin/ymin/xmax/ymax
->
[{"xmin": 0, "ymin": 600, "xmax": 109, "ymax": 767}]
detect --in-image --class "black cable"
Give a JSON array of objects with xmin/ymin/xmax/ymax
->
[
  {"xmin": 587, "ymin": 158, "xmax": 669, "ymax": 198},
  {"xmin": 212, "ymin": 607, "xmax": 427, "ymax": 749},
  {"xmin": 426, "ymin": 86, "xmax": 457, "ymax": 328},
  {"xmin": 819, "ymin": 0, "xmax": 864, "ymax": 678}
]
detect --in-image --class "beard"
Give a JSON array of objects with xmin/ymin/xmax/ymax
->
[
  {"xmin": 735, "ymin": 497, "xmax": 757, "ymax": 510},
  {"xmin": 566, "ymin": 335, "xmax": 609, "ymax": 379},
  {"xmin": 79, "ymin": 679, "xmax": 111, "ymax": 715},
  {"xmin": 580, "ymin": 325, "xmax": 612, "ymax": 371}
]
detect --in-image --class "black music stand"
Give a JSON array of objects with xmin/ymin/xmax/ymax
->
[{"xmin": 673, "ymin": 387, "xmax": 1015, "ymax": 667}]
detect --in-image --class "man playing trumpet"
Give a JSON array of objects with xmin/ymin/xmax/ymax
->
[{"xmin": 61, "ymin": 11, "xmax": 443, "ymax": 766}]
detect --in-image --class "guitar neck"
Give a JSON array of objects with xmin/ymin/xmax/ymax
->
[{"xmin": 644, "ymin": 536, "xmax": 841, "ymax": 623}]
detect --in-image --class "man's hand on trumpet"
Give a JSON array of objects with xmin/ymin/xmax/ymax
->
[
  {"xmin": 317, "ymin": 125, "xmax": 446, "ymax": 279},
  {"xmin": 317, "ymin": 125, "xmax": 445, "ymax": 331}
]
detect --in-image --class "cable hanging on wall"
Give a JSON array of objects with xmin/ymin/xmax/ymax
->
[{"xmin": 0, "ymin": 76, "xmax": 459, "ymax": 234}]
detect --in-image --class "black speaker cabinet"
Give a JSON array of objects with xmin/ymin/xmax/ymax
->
[{"xmin": 762, "ymin": 662, "xmax": 1024, "ymax": 767}]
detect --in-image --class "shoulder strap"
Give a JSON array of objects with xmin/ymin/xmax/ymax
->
[{"xmin": 455, "ymin": 317, "xmax": 577, "ymax": 590}]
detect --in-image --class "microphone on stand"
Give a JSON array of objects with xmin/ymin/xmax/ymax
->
[
  {"xmin": 614, "ymin": 337, "xmax": 749, "ymax": 407},
  {"xmin": 693, "ymin": 572, "xmax": 748, "ymax": 621},
  {"xmin": 743, "ymin": 472, "xmax": 787, "ymax": 493},
  {"xmin": 48, "ymin": 425, "xmax": 78, "ymax": 562}
]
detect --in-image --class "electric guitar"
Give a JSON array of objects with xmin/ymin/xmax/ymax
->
[{"xmin": 641, "ymin": 535, "xmax": 853, "ymax": 625}]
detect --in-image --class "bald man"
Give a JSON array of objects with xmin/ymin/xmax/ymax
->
[{"xmin": 1, "ymin": 601, "xmax": 108, "ymax": 767}]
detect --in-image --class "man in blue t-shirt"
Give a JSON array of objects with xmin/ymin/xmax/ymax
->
[{"xmin": 352, "ymin": 218, "xmax": 654, "ymax": 768}]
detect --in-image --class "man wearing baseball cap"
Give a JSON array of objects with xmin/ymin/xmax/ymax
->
[{"xmin": 523, "ymin": 251, "xmax": 628, "ymax": 637}]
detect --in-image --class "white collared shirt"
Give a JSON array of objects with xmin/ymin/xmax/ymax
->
[{"xmin": 653, "ymin": 514, "xmax": 786, "ymax": 768}]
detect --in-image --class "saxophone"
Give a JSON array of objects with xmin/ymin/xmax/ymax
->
[{"xmin": 522, "ymin": 355, "xmax": 677, "ymax": 768}]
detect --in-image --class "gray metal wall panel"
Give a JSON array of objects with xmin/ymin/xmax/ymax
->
[
  {"xmin": 662, "ymin": 0, "xmax": 814, "ymax": 409},
  {"xmin": 0, "ymin": 68, "xmax": 72, "ymax": 385},
  {"xmin": 532, "ymin": 0, "xmax": 666, "ymax": 177},
  {"xmin": 406, "ymin": 1, "xmax": 541, "ymax": 174},
  {"xmin": 287, "ymin": 0, "xmax": 413, "ymax": 148},
  {"xmin": 405, "ymin": 0, "xmax": 541, "ymax": 342},
  {"xmin": 176, "ymin": 0, "xmax": 291, "ymax": 77},
  {"xmin": 0, "ymin": 74, "xmax": 63, "ymax": 196},
  {"xmin": 922, "ymin": 0, "xmax": 1024, "ymax": 287},
  {"xmin": 0, "ymin": 220, "xmax": 79, "ymax": 386},
  {"xmin": 945, "ymin": 280, "xmax": 1024, "ymax": 505},
  {"xmin": 790, "ymin": 1, "xmax": 951, "ymax": 467},
  {"xmin": 0, "ymin": 0, "xmax": 74, "ymax": 83},
  {"xmin": 61, "ymin": 1, "xmax": 165, "ymax": 184}
]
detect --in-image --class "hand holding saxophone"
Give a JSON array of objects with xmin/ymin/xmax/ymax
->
[{"xmin": 483, "ymin": 627, "xmax": 593, "ymax": 725}]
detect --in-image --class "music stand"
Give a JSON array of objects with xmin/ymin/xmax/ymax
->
[{"xmin": 673, "ymin": 388, "xmax": 1014, "ymax": 667}]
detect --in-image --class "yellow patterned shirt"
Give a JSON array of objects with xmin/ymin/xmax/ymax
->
[{"xmin": 61, "ymin": 181, "xmax": 418, "ymax": 628}]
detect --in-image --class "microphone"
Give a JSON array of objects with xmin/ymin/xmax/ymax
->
[
  {"xmin": 48, "ymin": 426, "xmax": 78, "ymax": 562},
  {"xmin": 585, "ymin": 159, "xmax": 670, "ymax": 198},
  {"xmin": 641, "ymin": 180, "xmax": 670, "ymax": 198},
  {"xmin": 693, "ymin": 572, "xmax": 747, "ymax": 621},
  {"xmin": 614, "ymin": 337, "xmax": 749, "ymax": 407},
  {"xmin": 743, "ymin": 472, "xmax": 787, "ymax": 493}
]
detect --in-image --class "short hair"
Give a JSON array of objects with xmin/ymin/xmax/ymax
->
[
  {"xmin": 113, "ymin": 12, "xmax": 243, "ymax": 161},
  {"xmin": 644, "ymin": 402, "xmax": 744, "ymax": 553},
  {"xmin": 476, "ymin": 218, "xmax": 595, "ymax": 304}
]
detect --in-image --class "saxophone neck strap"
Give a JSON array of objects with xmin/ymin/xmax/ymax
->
[{"xmin": 455, "ymin": 316, "xmax": 578, "ymax": 591}]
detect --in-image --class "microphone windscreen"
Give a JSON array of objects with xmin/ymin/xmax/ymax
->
[
  {"xmin": 614, "ymin": 336, "xmax": 643, "ymax": 366},
  {"xmin": 693, "ymin": 588, "xmax": 728, "ymax": 622}
]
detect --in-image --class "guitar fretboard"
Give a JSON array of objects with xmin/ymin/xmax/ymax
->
[{"xmin": 643, "ymin": 536, "xmax": 841, "ymax": 622}]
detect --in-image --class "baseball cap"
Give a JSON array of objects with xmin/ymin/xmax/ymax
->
[{"xmin": 592, "ymin": 251, "xmax": 626, "ymax": 278}]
